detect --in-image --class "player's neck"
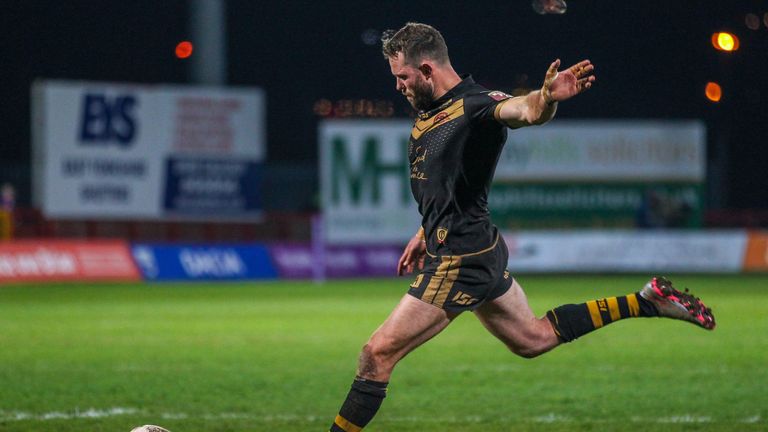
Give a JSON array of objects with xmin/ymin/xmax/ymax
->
[{"xmin": 431, "ymin": 65, "xmax": 462, "ymax": 102}]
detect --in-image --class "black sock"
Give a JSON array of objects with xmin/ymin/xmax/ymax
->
[
  {"xmin": 330, "ymin": 377, "xmax": 388, "ymax": 431},
  {"xmin": 546, "ymin": 292, "xmax": 658, "ymax": 342}
]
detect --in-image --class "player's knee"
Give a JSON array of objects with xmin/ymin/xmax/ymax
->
[
  {"xmin": 360, "ymin": 340, "xmax": 396, "ymax": 370},
  {"xmin": 358, "ymin": 341, "xmax": 397, "ymax": 380}
]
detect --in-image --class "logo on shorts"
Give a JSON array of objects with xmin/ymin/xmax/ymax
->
[
  {"xmin": 437, "ymin": 227, "xmax": 448, "ymax": 243},
  {"xmin": 504, "ymin": 270, "xmax": 510, "ymax": 280},
  {"xmin": 488, "ymin": 90, "xmax": 512, "ymax": 101},
  {"xmin": 452, "ymin": 291, "xmax": 478, "ymax": 306}
]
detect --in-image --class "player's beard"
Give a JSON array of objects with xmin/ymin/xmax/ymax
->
[{"xmin": 408, "ymin": 77, "xmax": 435, "ymax": 111}]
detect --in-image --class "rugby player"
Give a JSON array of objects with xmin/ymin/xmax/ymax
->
[{"xmin": 329, "ymin": 22, "xmax": 715, "ymax": 432}]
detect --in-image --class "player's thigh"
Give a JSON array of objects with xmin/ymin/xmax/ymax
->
[
  {"xmin": 368, "ymin": 294, "xmax": 458, "ymax": 359},
  {"xmin": 473, "ymin": 279, "xmax": 555, "ymax": 349}
]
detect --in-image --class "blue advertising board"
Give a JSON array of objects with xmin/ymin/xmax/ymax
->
[
  {"xmin": 132, "ymin": 243, "xmax": 277, "ymax": 281},
  {"xmin": 162, "ymin": 158, "xmax": 263, "ymax": 218}
]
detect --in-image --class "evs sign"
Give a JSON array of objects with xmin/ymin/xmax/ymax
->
[
  {"xmin": 319, "ymin": 120, "xmax": 419, "ymax": 244},
  {"xmin": 32, "ymin": 80, "xmax": 266, "ymax": 220}
]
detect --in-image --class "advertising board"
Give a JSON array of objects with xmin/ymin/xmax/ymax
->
[
  {"xmin": 32, "ymin": 81, "xmax": 266, "ymax": 220},
  {"xmin": 131, "ymin": 244, "xmax": 277, "ymax": 281},
  {"xmin": 504, "ymin": 230, "xmax": 746, "ymax": 273},
  {"xmin": 319, "ymin": 120, "xmax": 420, "ymax": 244},
  {"xmin": 0, "ymin": 240, "xmax": 140, "ymax": 283},
  {"xmin": 319, "ymin": 120, "xmax": 706, "ymax": 240}
]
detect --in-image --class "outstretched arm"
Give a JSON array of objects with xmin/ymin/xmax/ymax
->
[{"xmin": 495, "ymin": 59, "xmax": 595, "ymax": 128}]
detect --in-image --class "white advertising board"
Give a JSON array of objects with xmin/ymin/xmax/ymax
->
[
  {"xmin": 496, "ymin": 120, "xmax": 705, "ymax": 182},
  {"xmin": 32, "ymin": 80, "xmax": 266, "ymax": 220},
  {"xmin": 319, "ymin": 120, "xmax": 420, "ymax": 244},
  {"xmin": 504, "ymin": 230, "xmax": 746, "ymax": 273}
]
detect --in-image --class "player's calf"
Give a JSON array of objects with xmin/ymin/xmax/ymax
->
[{"xmin": 500, "ymin": 319, "xmax": 561, "ymax": 359}]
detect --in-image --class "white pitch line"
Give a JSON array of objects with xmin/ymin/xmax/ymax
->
[
  {"xmin": 0, "ymin": 407, "xmax": 138, "ymax": 421},
  {"xmin": 742, "ymin": 415, "xmax": 761, "ymax": 423},
  {"xmin": 657, "ymin": 415, "xmax": 712, "ymax": 423},
  {"xmin": 0, "ymin": 408, "xmax": 763, "ymax": 426},
  {"xmin": 534, "ymin": 413, "xmax": 573, "ymax": 423}
]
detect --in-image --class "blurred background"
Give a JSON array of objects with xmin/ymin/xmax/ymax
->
[
  {"xmin": 2, "ymin": 4, "xmax": 768, "ymax": 430},
  {"xmin": 1, "ymin": 0, "xmax": 768, "ymax": 280}
]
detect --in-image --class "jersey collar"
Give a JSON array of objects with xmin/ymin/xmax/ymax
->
[{"xmin": 418, "ymin": 74, "xmax": 474, "ymax": 119}]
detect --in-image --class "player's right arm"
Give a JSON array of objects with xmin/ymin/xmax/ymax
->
[
  {"xmin": 495, "ymin": 59, "xmax": 595, "ymax": 128},
  {"xmin": 397, "ymin": 226, "xmax": 427, "ymax": 275}
]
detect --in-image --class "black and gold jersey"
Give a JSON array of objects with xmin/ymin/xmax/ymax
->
[{"xmin": 408, "ymin": 75, "xmax": 512, "ymax": 256}]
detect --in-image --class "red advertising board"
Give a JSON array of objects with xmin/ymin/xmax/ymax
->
[{"xmin": 0, "ymin": 240, "xmax": 141, "ymax": 283}]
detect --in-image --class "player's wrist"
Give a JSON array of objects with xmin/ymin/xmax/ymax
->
[{"xmin": 541, "ymin": 87, "xmax": 556, "ymax": 106}]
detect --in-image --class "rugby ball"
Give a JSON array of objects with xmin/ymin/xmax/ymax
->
[{"xmin": 130, "ymin": 426, "xmax": 170, "ymax": 432}]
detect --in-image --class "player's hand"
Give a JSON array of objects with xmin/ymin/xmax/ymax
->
[
  {"xmin": 397, "ymin": 233, "xmax": 427, "ymax": 276},
  {"xmin": 541, "ymin": 59, "xmax": 595, "ymax": 104}
]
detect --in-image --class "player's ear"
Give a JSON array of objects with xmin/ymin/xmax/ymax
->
[{"xmin": 418, "ymin": 63, "xmax": 432, "ymax": 79}]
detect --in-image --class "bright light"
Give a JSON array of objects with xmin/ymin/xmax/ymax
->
[
  {"xmin": 711, "ymin": 32, "xmax": 739, "ymax": 51},
  {"xmin": 705, "ymin": 82, "xmax": 722, "ymax": 102},
  {"xmin": 175, "ymin": 41, "xmax": 193, "ymax": 59}
]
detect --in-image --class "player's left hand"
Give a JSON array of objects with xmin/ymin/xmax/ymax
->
[
  {"xmin": 397, "ymin": 233, "xmax": 427, "ymax": 276},
  {"xmin": 541, "ymin": 59, "xmax": 595, "ymax": 104}
]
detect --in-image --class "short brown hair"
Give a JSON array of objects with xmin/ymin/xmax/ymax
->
[{"xmin": 381, "ymin": 22, "xmax": 450, "ymax": 65}]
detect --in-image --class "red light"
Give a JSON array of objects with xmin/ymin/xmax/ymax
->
[
  {"xmin": 705, "ymin": 82, "xmax": 722, "ymax": 102},
  {"xmin": 175, "ymin": 41, "xmax": 193, "ymax": 59}
]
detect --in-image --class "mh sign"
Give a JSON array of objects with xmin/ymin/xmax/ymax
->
[{"xmin": 320, "ymin": 120, "xmax": 420, "ymax": 245}]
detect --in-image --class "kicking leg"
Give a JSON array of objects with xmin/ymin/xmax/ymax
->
[
  {"xmin": 476, "ymin": 277, "xmax": 715, "ymax": 359},
  {"xmin": 330, "ymin": 294, "xmax": 460, "ymax": 432},
  {"xmin": 473, "ymin": 279, "xmax": 560, "ymax": 358}
]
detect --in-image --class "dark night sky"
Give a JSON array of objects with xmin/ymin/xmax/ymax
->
[{"xmin": 2, "ymin": 0, "xmax": 767, "ymax": 209}]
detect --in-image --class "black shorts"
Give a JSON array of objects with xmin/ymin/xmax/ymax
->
[{"xmin": 407, "ymin": 234, "xmax": 514, "ymax": 312}]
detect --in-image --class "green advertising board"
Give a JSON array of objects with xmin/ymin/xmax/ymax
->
[
  {"xmin": 320, "ymin": 120, "xmax": 420, "ymax": 244},
  {"xmin": 489, "ymin": 182, "xmax": 703, "ymax": 229}
]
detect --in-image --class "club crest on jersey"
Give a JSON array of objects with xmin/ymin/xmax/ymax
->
[
  {"xmin": 437, "ymin": 227, "xmax": 448, "ymax": 243},
  {"xmin": 433, "ymin": 111, "xmax": 449, "ymax": 125},
  {"xmin": 488, "ymin": 90, "xmax": 512, "ymax": 101}
]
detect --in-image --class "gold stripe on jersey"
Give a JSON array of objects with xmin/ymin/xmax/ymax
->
[
  {"xmin": 425, "ymin": 233, "xmax": 499, "ymax": 258},
  {"xmin": 411, "ymin": 99, "xmax": 465, "ymax": 140}
]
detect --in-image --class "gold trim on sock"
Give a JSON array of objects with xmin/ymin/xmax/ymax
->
[
  {"xmin": 586, "ymin": 300, "xmax": 604, "ymax": 328},
  {"xmin": 627, "ymin": 294, "xmax": 640, "ymax": 317},
  {"xmin": 607, "ymin": 296, "xmax": 621, "ymax": 322},
  {"xmin": 334, "ymin": 415, "xmax": 362, "ymax": 432}
]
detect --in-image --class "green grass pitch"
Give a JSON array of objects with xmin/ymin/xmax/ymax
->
[{"xmin": 0, "ymin": 275, "xmax": 766, "ymax": 432}]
